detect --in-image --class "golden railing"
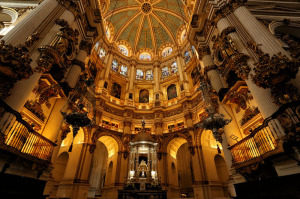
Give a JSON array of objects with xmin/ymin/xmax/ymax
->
[
  {"xmin": 0, "ymin": 100, "xmax": 56, "ymax": 162},
  {"xmin": 229, "ymin": 101, "xmax": 300, "ymax": 167}
]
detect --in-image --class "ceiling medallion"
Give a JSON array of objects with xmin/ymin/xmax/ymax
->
[{"xmin": 141, "ymin": 3, "xmax": 152, "ymax": 14}]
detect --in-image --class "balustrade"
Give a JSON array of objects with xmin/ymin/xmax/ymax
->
[
  {"xmin": 0, "ymin": 100, "xmax": 56, "ymax": 161},
  {"xmin": 229, "ymin": 101, "xmax": 300, "ymax": 167}
]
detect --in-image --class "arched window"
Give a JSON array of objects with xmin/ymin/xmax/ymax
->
[
  {"xmin": 145, "ymin": 70, "xmax": 153, "ymax": 80},
  {"xmin": 99, "ymin": 48, "xmax": 105, "ymax": 59},
  {"xmin": 111, "ymin": 83, "xmax": 121, "ymax": 99},
  {"xmin": 170, "ymin": 62, "xmax": 178, "ymax": 74},
  {"xmin": 162, "ymin": 67, "xmax": 169, "ymax": 78},
  {"xmin": 139, "ymin": 52, "xmax": 151, "ymax": 61},
  {"xmin": 167, "ymin": 84, "xmax": 177, "ymax": 100},
  {"xmin": 118, "ymin": 45, "xmax": 128, "ymax": 56},
  {"xmin": 191, "ymin": 46, "xmax": 198, "ymax": 58},
  {"xmin": 139, "ymin": 89, "xmax": 149, "ymax": 103},
  {"xmin": 184, "ymin": 51, "xmax": 191, "ymax": 63},
  {"xmin": 162, "ymin": 47, "xmax": 173, "ymax": 57},
  {"xmin": 181, "ymin": 30, "xmax": 187, "ymax": 43},
  {"xmin": 120, "ymin": 65, "xmax": 128, "ymax": 76},
  {"xmin": 136, "ymin": 69, "xmax": 144, "ymax": 79},
  {"xmin": 94, "ymin": 42, "xmax": 99, "ymax": 50},
  {"xmin": 105, "ymin": 27, "xmax": 111, "ymax": 39},
  {"xmin": 111, "ymin": 60, "xmax": 118, "ymax": 72}
]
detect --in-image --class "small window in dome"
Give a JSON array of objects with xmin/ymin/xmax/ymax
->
[
  {"xmin": 111, "ymin": 60, "xmax": 118, "ymax": 72},
  {"xmin": 120, "ymin": 65, "xmax": 128, "ymax": 76},
  {"xmin": 99, "ymin": 48, "xmax": 105, "ymax": 59},
  {"xmin": 106, "ymin": 27, "xmax": 111, "ymax": 39},
  {"xmin": 118, "ymin": 45, "xmax": 128, "ymax": 56},
  {"xmin": 181, "ymin": 30, "xmax": 187, "ymax": 43},
  {"xmin": 170, "ymin": 62, "xmax": 178, "ymax": 74},
  {"xmin": 136, "ymin": 69, "xmax": 144, "ymax": 79},
  {"xmin": 185, "ymin": 51, "xmax": 191, "ymax": 63},
  {"xmin": 145, "ymin": 70, "xmax": 153, "ymax": 80},
  {"xmin": 94, "ymin": 42, "xmax": 99, "ymax": 50},
  {"xmin": 162, "ymin": 47, "xmax": 172, "ymax": 57},
  {"xmin": 162, "ymin": 67, "xmax": 169, "ymax": 78},
  {"xmin": 139, "ymin": 52, "xmax": 151, "ymax": 61}
]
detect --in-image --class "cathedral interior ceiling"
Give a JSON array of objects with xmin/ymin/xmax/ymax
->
[{"xmin": 101, "ymin": 0, "xmax": 189, "ymax": 55}]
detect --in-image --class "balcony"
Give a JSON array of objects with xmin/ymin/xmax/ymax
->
[
  {"xmin": 0, "ymin": 100, "xmax": 56, "ymax": 163},
  {"xmin": 229, "ymin": 100, "xmax": 300, "ymax": 169}
]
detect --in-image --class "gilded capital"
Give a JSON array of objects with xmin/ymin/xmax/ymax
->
[{"xmin": 197, "ymin": 46, "xmax": 211, "ymax": 59}]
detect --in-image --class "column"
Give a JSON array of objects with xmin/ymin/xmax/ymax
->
[
  {"xmin": 198, "ymin": 46, "xmax": 224, "ymax": 92},
  {"xmin": 66, "ymin": 49, "xmax": 87, "ymax": 88},
  {"xmin": 176, "ymin": 54, "xmax": 189, "ymax": 94},
  {"xmin": 216, "ymin": 15, "xmax": 278, "ymax": 118},
  {"xmin": 153, "ymin": 61, "xmax": 162, "ymax": 102},
  {"xmin": 1, "ymin": 0, "xmax": 58, "ymax": 45},
  {"xmin": 104, "ymin": 51, "xmax": 113, "ymax": 79},
  {"xmin": 4, "ymin": 5, "xmax": 75, "ymax": 111}
]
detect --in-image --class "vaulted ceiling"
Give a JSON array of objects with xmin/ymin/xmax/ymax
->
[{"xmin": 102, "ymin": 0, "xmax": 188, "ymax": 54}]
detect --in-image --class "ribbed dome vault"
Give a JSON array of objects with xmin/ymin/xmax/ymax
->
[{"xmin": 102, "ymin": 0, "xmax": 188, "ymax": 55}]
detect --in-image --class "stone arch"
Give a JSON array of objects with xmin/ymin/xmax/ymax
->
[
  {"xmin": 52, "ymin": 152, "xmax": 69, "ymax": 182},
  {"xmin": 214, "ymin": 155, "xmax": 229, "ymax": 182},
  {"xmin": 166, "ymin": 136, "xmax": 189, "ymax": 159},
  {"xmin": 0, "ymin": 7, "xmax": 18, "ymax": 24},
  {"xmin": 98, "ymin": 134, "xmax": 120, "ymax": 158}
]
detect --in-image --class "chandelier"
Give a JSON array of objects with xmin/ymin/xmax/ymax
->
[{"xmin": 197, "ymin": 78, "xmax": 231, "ymax": 143}]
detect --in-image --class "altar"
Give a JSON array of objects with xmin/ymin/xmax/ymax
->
[{"xmin": 118, "ymin": 120, "xmax": 166, "ymax": 199}]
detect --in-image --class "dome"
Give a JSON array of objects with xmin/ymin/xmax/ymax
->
[
  {"xmin": 135, "ymin": 130, "xmax": 155, "ymax": 142},
  {"xmin": 101, "ymin": 0, "xmax": 188, "ymax": 55}
]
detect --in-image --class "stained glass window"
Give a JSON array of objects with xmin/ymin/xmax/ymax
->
[
  {"xmin": 136, "ymin": 69, "xmax": 144, "ymax": 79},
  {"xmin": 99, "ymin": 48, "xmax": 105, "ymax": 59},
  {"xmin": 139, "ymin": 52, "xmax": 151, "ymax": 61},
  {"xmin": 162, "ymin": 47, "xmax": 172, "ymax": 57},
  {"xmin": 162, "ymin": 67, "xmax": 169, "ymax": 78},
  {"xmin": 145, "ymin": 70, "xmax": 153, "ymax": 80},
  {"xmin": 191, "ymin": 46, "xmax": 199, "ymax": 59},
  {"xmin": 185, "ymin": 51, "xmax": 191, "ymax": 63},
  {"xmin": 120, "ymin": 65, "xmax": 128, "ymax": 76},
  {"xmin": 94, "ymin": 42, "xmax": 99, "ymax": 50},
  {"xmin": 106, "ymin": 27, "xmax": 111, "ymax": 39},
  {"xmin": 111, "ymin": 60, "xmax": 118, "ymax": 72},
  {"xmin": 118, "ymin": 45, "xmax": 128, "ymax": 56},
  {"xmin": 181, "ymin": 30, "xmax": 187, "ymax": 43},
  {"xmin": 170, "ymin": 62, "xmax": 178, "ymax": 74}
]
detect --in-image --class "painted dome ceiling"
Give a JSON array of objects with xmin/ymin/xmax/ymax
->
[{"xmin": 102, "ymin": 0, "xmax": 188, "ymax": 55}]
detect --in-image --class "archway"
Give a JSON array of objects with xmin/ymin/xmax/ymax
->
[
  {"xmin": 177, "ymin": 143, "xmax": 194, "ymax": 198},
  {"xmin": 214, "ymin": 155, "xmax": 229, "ymax": 182},
  {"xmin": 166, "ymin": 137, "xmax": 191, "ymax": 198},
  {"xmin": 88, "ymin": 135, "xmax": 119, "ymax": 198},
  {"xmin": 52, "ymin": 152, "xmax": 69, "ymax": 182}
]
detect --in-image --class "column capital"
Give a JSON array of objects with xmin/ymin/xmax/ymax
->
[
  {"xmin": 211, "ymin": 0, "xmax": 247, "ymax": 23},
  {"xmin": 197, "ymin": 46, "xmax": 211, "ymax": 59},
  {"xmin": 79, "ymin": 40, "xmax": 93, "ymax": 54}
]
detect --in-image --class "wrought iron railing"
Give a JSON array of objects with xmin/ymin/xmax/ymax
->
[
  {"xmin": 0, "ymin": 100, "xmax": 56, "ymax": 162},
  {"xmin": 229, "ymin": 100, "xmax": 300, "ymax": 167}
]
